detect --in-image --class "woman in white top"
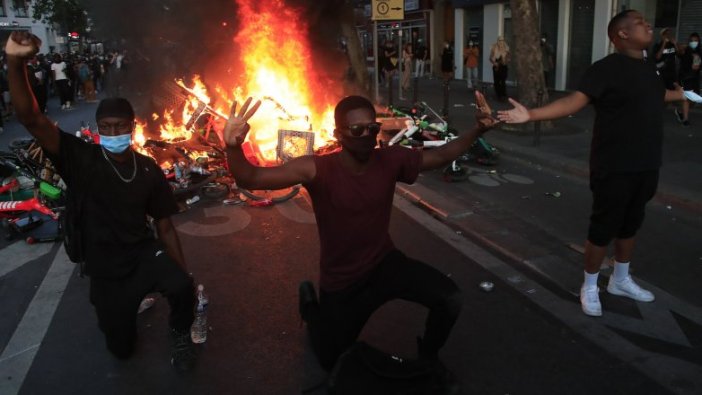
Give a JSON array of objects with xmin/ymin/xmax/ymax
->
[
  {"xmin": 490, "ymin": 36, "xmax": 510, "ymax": 100},
  {"xmin": 51, "ymin": 54, "xmax": 72, "ymax": 109}
]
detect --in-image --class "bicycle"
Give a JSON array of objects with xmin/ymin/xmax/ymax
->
[
  {"xmin": 0, "ymin": 155, "xmax": 64, "ymax": 243},
  {"xmin": 383, "ymin": 102, "xmax": 499, "ymax": 182}
]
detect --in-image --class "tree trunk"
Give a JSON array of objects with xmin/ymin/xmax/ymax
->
[
  {"xmin": 509, "ymin": 0, "xmax": 549, "ymax": 108},
  {"xmin": 340, "ymin": 2, "xmax": 371, "ymax": 96}
]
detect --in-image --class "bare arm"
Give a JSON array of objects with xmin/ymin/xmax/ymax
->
[
  {"xmin": 6, "ymin": 32, "xmax": 59, "ymax": 155},
  {"xmin": 226, "ymin": 146, "xmax": 315, "ymax": 190},
  {"xmin": 155, "ymin": 217, "xmax": 187, "ymax": 271},
  {"xmin": 422, "ymin": 91, "xmax": 500, "ymax": 170},
  {"xmin": 223, "ymin": 98, "xmax": 316, "ymax": 190},
  {"xmin": 497, "ymin": 91, "xmax": 590, "ymax": 124},
  {"xmin": 664, "ymin": 84, "xmax": 685, "ymax": 102},
  {"xmin": 420, "ymin": 125, "xmax": 484, "ymax": 170}
]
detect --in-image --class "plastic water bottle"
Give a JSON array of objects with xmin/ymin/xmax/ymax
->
[{"xmin": 191, "ymin": 284, "xmax": 208, "ymax": 344}]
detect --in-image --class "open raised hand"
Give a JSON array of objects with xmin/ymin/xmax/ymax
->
[
  {"xmin": 496, "ymin": 98, "xmax": 530, "ymax": 124},
  {"xmin": 223, "ymin": 97, "xmax": 262, "ymax": 148},
  {"xmin": 4, "ymin": 31, "xmax": 41, "ymax": 59},
  {"xmin": 474, "ymin": 90, "xmax": 501, "ymax": 131}
]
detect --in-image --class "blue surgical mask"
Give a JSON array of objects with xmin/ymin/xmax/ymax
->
[
  {"xmin": 690, "ymin": 41, "xmax": 699, "ymax": 49},
  {"xmin": 99, "ymin": 133, "xmax": 132, "ymax": 153}
]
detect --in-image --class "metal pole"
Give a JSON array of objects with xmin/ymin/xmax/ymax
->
[
  {"xmin": 398, "ymin": 28, "xmax": 404, "ymax": 101},
  {"xmin": 412, "ymin": 73, "xmax": 419, "ymax": 103},
  {"xmin": 441, "ymin": 78, "xmax": 449, "ymax": 117},
  {"xmin": 373, "ymin": 21, "xmax": 379, "ymax": 102},
  {"xmin": 533, "ymin": 89, "xmax": 544, "ymax": 146},
  {"xmin": 387, "ymin": 70, "xmax": 394, "ymax": 106}
]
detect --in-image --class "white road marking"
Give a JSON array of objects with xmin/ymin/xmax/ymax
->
[
  {"xmin": 177, "ymin": 205, "xmax": 251, "ymax": 237},
  {"xmin": 275, "ymin": 198, "xmax": 316, "ymax": 224},
  {"xmin": 0, "ymin": 247, "xmax": 74, "ymax": 395},
  {"xmin": 0, "ymin": 241, "xmax": 53, "ymax": 278},
  {"xmin": 393, "ymin": 195, "xmax": 702, "ymax": 395}
]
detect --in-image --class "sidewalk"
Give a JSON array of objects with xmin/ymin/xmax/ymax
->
[{"xmin": 385, "ymin": 76, "xmax": 702, "ymax": 214}]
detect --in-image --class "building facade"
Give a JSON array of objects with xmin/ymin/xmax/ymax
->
[
  {"xmin": 0, "ymin": 0, "xmax": 64, "ymax": 54},
  {"xmin": 358, "ymin": 0, "xmax": 701, "ymax": 91}
]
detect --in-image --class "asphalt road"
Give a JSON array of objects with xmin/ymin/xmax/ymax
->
[{"xmin": 1, "ymin": 90, "xmax": 701, "ymax": 394}]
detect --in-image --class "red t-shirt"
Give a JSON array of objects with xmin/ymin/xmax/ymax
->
[{"xmin": 304, "ymin": 147, "xmax": 422, "ymax": 292}]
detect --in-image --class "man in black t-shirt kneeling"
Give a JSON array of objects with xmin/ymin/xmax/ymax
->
[
  {"xmin": 6, "ymin": 31, "xmax": 197, "ymax": 372},
  {"xmin": 497, "ymin": 10, "xmax": 685, "ymax": 317}
]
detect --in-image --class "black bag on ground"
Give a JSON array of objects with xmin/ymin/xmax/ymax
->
[{"xmin": 327, "ymin": 342, "xmax": 459, "ymax": 395}]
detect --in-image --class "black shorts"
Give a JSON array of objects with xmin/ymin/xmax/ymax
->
[
  {"xmin": 587, "ymin": 170, "xmax": 659, "ymax": 246},
  {"xmin": 681, "ymin": 76, "xmax": 700, "ymax": 93}
]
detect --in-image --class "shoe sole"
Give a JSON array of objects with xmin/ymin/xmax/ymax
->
[
  {"xmin": 581, "ymin": 306, "xmax": 602, "ymax": 317},
  {"xmin": 606, "ymin": 285, "xmax": 655, "ymax": 302}
]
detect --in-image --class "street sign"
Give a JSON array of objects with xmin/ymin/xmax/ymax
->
[{"xmin": 371, "ymin": 0, "xmax": 404, "ymax": 21}]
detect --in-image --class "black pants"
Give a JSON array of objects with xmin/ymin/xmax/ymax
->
[
  {"xmin": 307, "ymin": 249, "xmax": 462, "ymax": 370},
  {"xmin": 493, "ymin": 64, "xmax": 508, "ymax": 99},
  {"xmin": 89, "ymin": 241, "xmax": 195, "ymax": 359},
  {"xmin": 55, "ymin": 79, "xmax": 72, "ymax": 105}
]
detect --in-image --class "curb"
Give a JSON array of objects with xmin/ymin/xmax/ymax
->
[{"xmin": 487, "ymin": 135, "xmax": 702, "ymax": 215}]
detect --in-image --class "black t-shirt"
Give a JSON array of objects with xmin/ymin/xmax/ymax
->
[
  {"xmin": 48, "ymin": 132, "xmax": 179, "ymax": 278},
  {"xmin": 652, "ymin": 41, "xmax": 677, "ymax": 72},
  {"xmin": 578, "ymin": 53, "xmax": 665, "ymax": 174},
  {"xmin": 441, "ymin": 47, "xmax": 454, "ymax": 72},
  {"xmin": 679, "ymin": 47, "xmax": 701, "ymax": 81}
]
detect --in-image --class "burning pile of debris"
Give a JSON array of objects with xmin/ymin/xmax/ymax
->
[{"xmin": 120, "ymin": 0, "xmax": 347, "ymax": 201}]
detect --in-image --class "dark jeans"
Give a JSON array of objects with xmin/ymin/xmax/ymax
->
[
  {"xmin": 307, "ymin": 249, "xmax": 462, "ymax": 370},
  {"xmin": 493, "ymin": 64, "xmax": 508, "ymax": 99},
  {"xmin": 89, "ymin": 241, "xmax": 195, "ymax": 359},
  {"xmin": 55, "ymin": 79, "xmax": 72, "ymax": 105}
]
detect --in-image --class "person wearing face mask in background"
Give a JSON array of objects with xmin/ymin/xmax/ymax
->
[
  {"xmin": 5, "ymin": 31, "xmax": 198, "ymax": 373},
  {"xmin": 440, "ymin": 41, "xmax": 454, "ymax": 81},
  {"xmin": 224, "ymin": 92, "xmax": 500, "ymax": 373},
  {"xmin": 675, "ymin": 32, "xmax": 701, "ymax": 127},
  {"xmin": 464, "ymin": 40, "xmax": 479, "ymax": 89},
  {"xmin": 540, "ymin": 34, "xmax": 555, "ymax": 89}
]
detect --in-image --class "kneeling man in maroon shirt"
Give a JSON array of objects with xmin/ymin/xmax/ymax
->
[{"xmin": 225, "ymin": 94, "xmax": 497, "ymax": 370}]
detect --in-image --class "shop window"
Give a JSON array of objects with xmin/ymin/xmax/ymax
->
[{"xmin": 12, "ymin": 0, "xmax": 28, "ymax": 17}]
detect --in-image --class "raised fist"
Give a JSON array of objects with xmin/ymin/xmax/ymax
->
[{"xmin": 5, "ymin": 31, "xmax": 42, "ymax": 59}]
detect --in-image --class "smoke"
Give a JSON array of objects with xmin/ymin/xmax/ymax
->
[{"xmin": 81, "ymin": 0, "xmax": 352, "ymax": 117}]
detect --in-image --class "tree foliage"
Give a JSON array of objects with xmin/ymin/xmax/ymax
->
[{"xmin": 31, "ymin": 0, "xmax": 89, "ymax": 34}]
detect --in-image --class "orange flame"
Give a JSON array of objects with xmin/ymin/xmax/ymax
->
[{"xmin": 132, "ymin": 0, "xmax": 341, "ymax": 167}]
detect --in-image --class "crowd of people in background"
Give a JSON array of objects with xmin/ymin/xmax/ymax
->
[
  {"xmin": 0, "ymin": 49, "xmax": 129, "ymax": 133},
  {"xmin": 654, "ymin": 28, "xmax": 701, "ymax": 127}
]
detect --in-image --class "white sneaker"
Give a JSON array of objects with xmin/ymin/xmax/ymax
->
[
  {"xmin": 580, "ymin": 286, "xmax": 602, "ymax": 316},
  {"xmin": 607, "ymin": 275, "xmax": 655, "ymax": 302},
  {"xmin": 61, "ymin": 104, "xmax": 66, "ymax": 110}
]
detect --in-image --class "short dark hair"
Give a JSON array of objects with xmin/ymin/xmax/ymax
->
[
  {"xmin": 334, "ymin": 96, "xmax": 375, "ymax": 127},
  {"xmin": 96, "ymin": 98, "xmax": 135, "ymax": 122},
  {"xmin": 608, "ymin": 9, "xmax": 636, "ymax": 42}
]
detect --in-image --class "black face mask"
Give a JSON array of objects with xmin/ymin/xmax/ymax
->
[{"xmin": 338, "ymin": 134, "xmax": 377, "ymax": 162}]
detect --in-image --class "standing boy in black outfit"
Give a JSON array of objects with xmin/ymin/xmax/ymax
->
[
  {"xmin": 497, "ymin": 10, "xmax": 685, "ymax": 317},
  {"xmin": 6, "ymin": 31, "xmax": 197, "ymax": 371}
]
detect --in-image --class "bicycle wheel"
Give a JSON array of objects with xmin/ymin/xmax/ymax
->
[
  {"xmin": 239, "ymin": 185, "xmax": 300, "ymax": 204},
  {"xmin": 200, "ymin": 182, "xmax": 230, "ymax": 200},
  {"xmin": 442, "ymin": 163, "xmax": 470, "ymax": 182}
]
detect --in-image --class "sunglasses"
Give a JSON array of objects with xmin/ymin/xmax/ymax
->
[{"xmin": 345, "ymin": 122, "xmax": 382, "ymax": 137}]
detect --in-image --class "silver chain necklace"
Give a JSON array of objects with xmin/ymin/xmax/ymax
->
[{"xmin": 101, "ymin": 147, "xmax": 137, "ymax": 183}]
